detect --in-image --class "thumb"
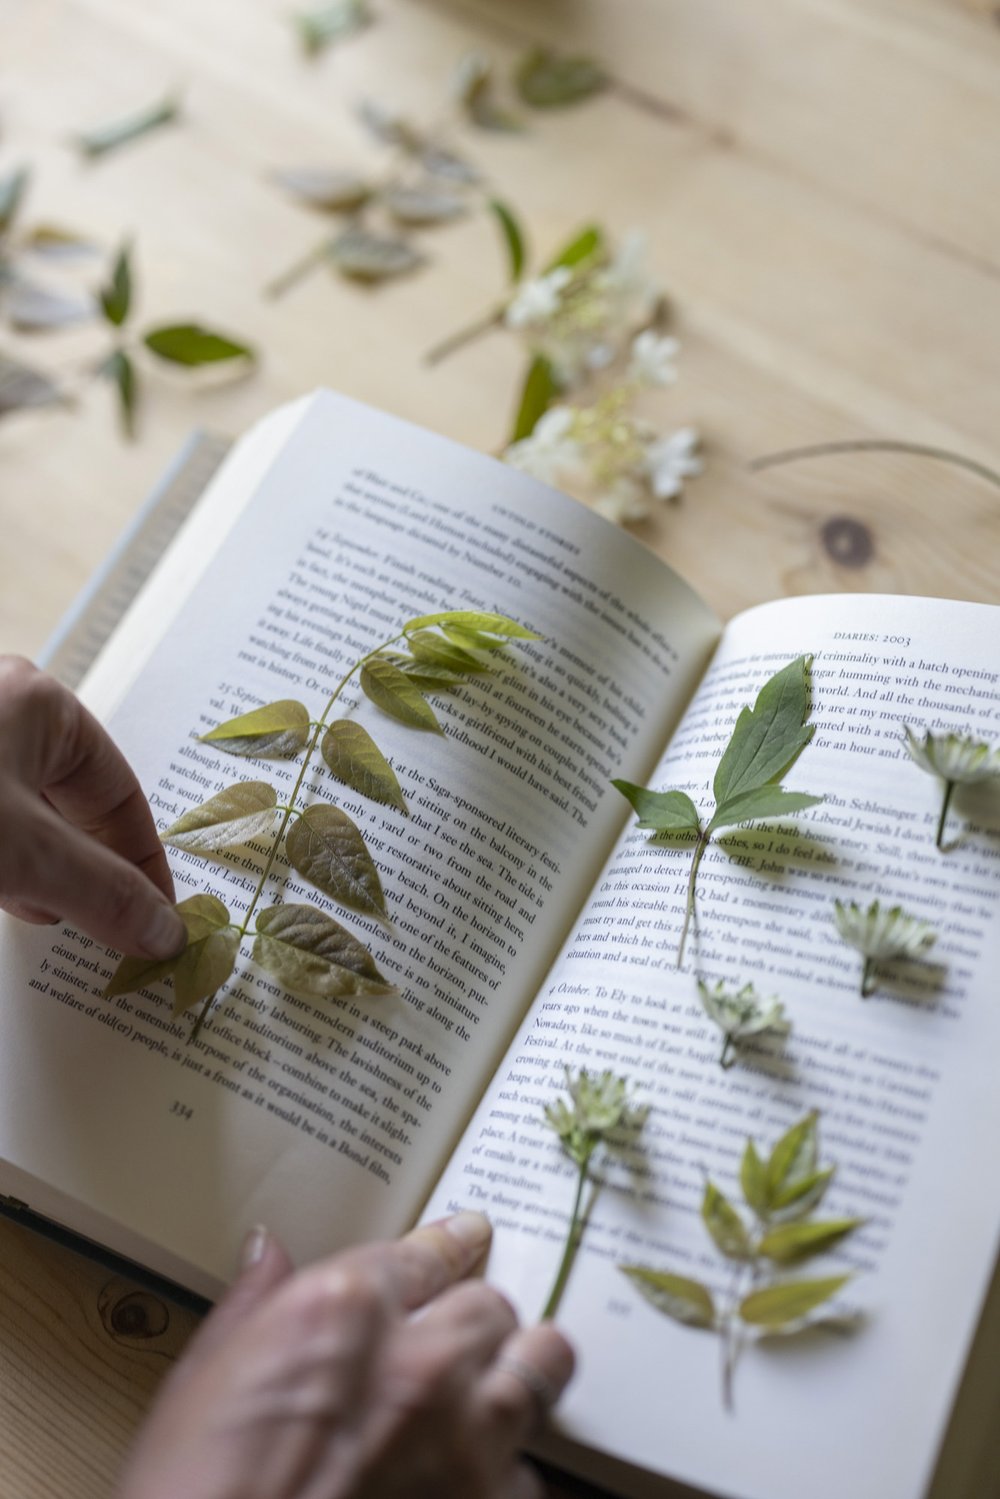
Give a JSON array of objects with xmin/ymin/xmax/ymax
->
[{"xmin": 178, "ymin": 1226, "xmax": 293, "ymax": 1374}]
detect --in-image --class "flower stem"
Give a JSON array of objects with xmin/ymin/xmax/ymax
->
[
  {"xmin": 861, "ymin": 956, "xmax": 877, "ymax": 998},
  {"xmin": 720, "ymin": 1034, "xmax": 735, "ymax": 1070},
  {"xmin": 542, "ymin": 1157, "xmax": 590, "ymax": 1321},
  {"xmin": 423, "ymin": 306, "xmax": 503, "ymax": 366},
  {"xmin": 936, "ymin": 779, "xmax": 956, "ymax": 850},
  {"xmin": 263, "ymin": 238, "xmax": 331, "ymax": 301},
  {"xmin": 677, "ymin": 833, "xmax": 708, "ymax": 968}
]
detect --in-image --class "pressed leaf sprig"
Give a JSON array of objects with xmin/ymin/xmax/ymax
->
[
  {"xmin": 833, "ymin": 899, "xmax": 937, "ymax": 998},
  {"xmin": 105, "ymin": 610, "xmax": 538, "ymax": 1038},
  {"xmin": 541, "ymin": 1067, "xmax": 647, "ymax": 1320},
  {"xmin": 615, "ymin": 656, "xmax": 825, "ymax": 967},
  {"xmin": 621, "ymin": 1111, "xmax": 862, "ymax": 1410},
  {"xmin": 903, "ymin": 724, "xmax": 1000, "ymax": 850},
  {"xmin": 698, "ymin": 979, "xmax": 790, "ymax": 1070}
]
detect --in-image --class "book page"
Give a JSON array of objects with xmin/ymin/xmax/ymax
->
[
  {"xmin": 426, "ymin": 593, "xmax": 1000, "ymax": 1499},
  {"xmin": 0, "ymin": 390, "xmax": 719, "ymax": 1299}
]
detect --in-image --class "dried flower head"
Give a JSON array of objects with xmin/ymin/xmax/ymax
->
[
  {"xmin": 544, "ymin": 1065, "xmax": 648, "ymax": 1169},
  {"xmin": 833, "ymin": 898, "xmax": 937, "ymax": 997},
  {"xmin": 697, "ymin": 979, "xmax": 790, "ymax": 1069},
  {"xmin": 903, "ymin": 724, "xmax": 1000, "ymax": 849}
]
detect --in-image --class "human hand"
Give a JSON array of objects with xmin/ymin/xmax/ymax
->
[
  {"xmin": 0, "ymin": 655, "xmax": 185, "ymax": 958},
  {"xmin": 116, "ymin": 1213, "xmax": 574, "ymax": 1499}
]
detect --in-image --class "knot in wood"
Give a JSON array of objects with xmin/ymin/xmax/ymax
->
[
  {"xmin": 105, "ymin": 1290, "xmax": 170, "ymax": 1341},
  {"xmin": 820, "ymin": 515, "xmax": 874, "ymax": 569}
]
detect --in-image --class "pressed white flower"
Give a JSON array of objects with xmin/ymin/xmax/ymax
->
[
  {"xmin": 544, "ymin": 1065, "xmax": 648, "ymax": 1168},
  {"xmin": 627, "ymin": 330, "xmax": 680, "ymax": 388},
  {"xmin": 833, "ymin": 899, "xmax": 937, "ymax": 997},
  {"xmin": 593, "ymin": 475, "xmax": 650, "ymax": 524},
  {"xmin": 698, "ymin": 979, "xmax": 790, "ymax": 1069},
  {"xmin": 504, "ymin": 266, "xmax": 572, "ymax": 329},
  {"xmin": 503, "ymin": 406, "xmax": 583, "ymax": 484},
  {"xmin": 643, "ymin": 426, "xmax": 702, "ymax": 500},
  {"xmin": 903, "ymin": 724, "xmax": 1000, "ymax": 848}
]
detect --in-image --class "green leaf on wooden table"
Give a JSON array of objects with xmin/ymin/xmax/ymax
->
[
  {"xmin": 273, "ymin": 167, "xmax": 375, "ymax": 212},
  {"xmin": 515, "ymin": 50, "xmax": 609, "ymax": 109},
  {"xmin": 4, "ymin": 276, "xmax": 94, "ymax": 332},
  {"xmin": 22, "ymin": 224, "xmax": 99, "ymax": 258},
  {"xmin": 361, "ymin": 657, "xmax": 442, "ymax": 732},
  {"xmin": 488, "ymin": 198, "xmax": 527, "ymax": 283},
  {"xmin": 709, "ymin": 785, "xmax": 824, "ymax": 834},
  {"xmin": 739, "ymin": 1275, "xmax": 851, "ymax": 1329},
  {"xmin": 321, "ymin": 721, "xmax": 408, "ymax": 812},
  {"xmin": 97, "ymin": 349, "xmax": 138, "ymax": 439},
  {"xmin": 293, "ymin": 0, "xmax": 371, "ymax": 56},
  {"xmin": 620, "ymin": 1267, "xmax": 716, "ymax": 1329},
  {"xmin": 384, "ymin": 183, "xmax": 468, "ymax": 227},
  {"xmin": 758, "ymin": 1218, "xmax": 863, "ymax": 1266},
  {"xmin": 173, "ymin": 925, "xmax": 240, "ymax": 1017},
  {"xmin": 404, "ymin": 609, "xmax": 538, "ymax": 639},
  {"xmin": 713, "ymin": 656, "xmax": 816, "ymax": 807},
  {"xmin": 544, "ymin": 224, "xmax": 606, "ymax": 273},
  {"xmin": 0, "ymin": 354, "xmax": 63, "ymax": 416},
  {"xmin": 98, "ymin": 242, "xmax": 132, "ymax": 327},
  {"xmin": 612, "ymin": 780, "xmax": 701, "ymax": 836},
  {"xmin": 510, "ymin": 353, "xmax": 557, "ymax": 443},
  {"xmin": 201, "ymin": 699, "xmax": 311, "ymax": 758},
  {"xmin": 406, "ymin": 630, "xmax": 491, "ymax": 674},
  {"xmin": 144, "ymin": 324, "xmax": 255, "ymax": 367},
  {"xmin": 253, "ymin": 902, "xmax": 395, "ymax": 1001},
  {"xmin": 766, "ymin": 1111, "xmax": 819, "ymax": 1202},
  {"xmin": 161, "ymin": 781, "xmax": 278, "ymax": 854},
  {"xmin": 104, "ymin": 893, "xmax": 231, "ymax": 997},
  {"xmin": 740, "ymin": 1139, "xmax": 770, "ymax": 1217},
  {"xmin": 0, "ymin": 167, "xmax": 29, "ymax": 237},
  {"xmin": 74, "ymin": 94, "xmax": 180, "ymax": 159},
  {"xmin": 328, "ymin": 226, "xmax": 425, "ymax": 282},
  {"xmin": 286, "ymin": 804, "xmax": 388, "ymax": 919},
  {"xmin": 702, "ymin": 1182, "xmax": 753, "ymax": 1260}
]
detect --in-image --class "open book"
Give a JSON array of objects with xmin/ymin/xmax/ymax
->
[{"xmin": 2, "ymin": 391, "xmax": 999, "ymax": 1499}]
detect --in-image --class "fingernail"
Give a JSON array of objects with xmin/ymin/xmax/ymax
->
[
  {"xmin": 443, "ymin": 1211, "xmax": 492, "ymax": 1252},
  {"xmin": 143, "ymin": 902, "xmax": 186, "ymax": 959},
  {"xmin": 240, "ymin": 1224, "xmax": 270, "ymax": 1271}
]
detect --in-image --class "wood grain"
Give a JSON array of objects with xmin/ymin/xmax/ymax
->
[{"xmin": 0, "ymin": 0, "xmax": 999, "ymax": 1493}]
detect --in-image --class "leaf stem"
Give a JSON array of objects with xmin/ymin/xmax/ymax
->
[
  {"xmin": 677, "ymin": 833, "xmax": 708, "ymax": 968},
  {"xmin": 263, "ymin": 238, "xmax": 332, "ymax": 301},
  {"xmin": 936, "ymin": 779, "xmax": 956, "ymax": 851},
  {"xmin": 423, "ymin": 306, "xmax": 503, "ymax": 366},
  {"xmin": 541, "ymin": 1155, "xmax": 590, "ymax": 1321},
  {"xmin": 861, "ymin": 956, "xmax": 877, "ymax": 998}
]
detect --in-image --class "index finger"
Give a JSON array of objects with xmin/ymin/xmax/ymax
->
[{"xmin": 333, "ymin": 1212, "xmax": 494, "ymax": 1314}]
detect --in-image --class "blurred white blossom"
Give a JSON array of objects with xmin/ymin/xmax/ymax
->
[
  {"xmin": 504, "ymin": 405, "xmax": 584, "ymax": 484},
  {"xmin": 504, "ymin": 266, "xmax": 572, "ymax": 330},
  {"xmin": 627, "ymin": 330, "xmax": 680, "ymax": 387},
  {"xmin": 644, "ymin": 427, "xmax": 702, "ymax": 500}
]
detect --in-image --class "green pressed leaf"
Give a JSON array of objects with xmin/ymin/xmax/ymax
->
[
  {"xmin": 98, "ymin": 242, "xmax": 132, "ymax": 328},
  {"xmin": 161, "ymin": 781, "xmax": 278, "ymax": 853},
  {"xmin": 361, "ymin": 657, "xmax": 442, "ymax": 732},
  {"xmin": 740, "ymin": 1139, "xmax": 770, "ymax": 1216},
  {"xmin": 143, "ymin": 324, "xmax": 255, "ymax": 367},
  {"xmin": 406, "ymin": 629, "xmax": 491, "ymax": 674},
  {"xmin": 702, "ymin": 1182, "xmax": 752, "ymax": 1260},
  {"xmin": 771, "ymin": 1166, "xmax": 835, "ymax": 1220},
  {"xmin": 404, "ymin": 609, "xmax": 538, "ymax": 639},
  {"xmin": 273, "ymin": 167, "xmax": 374, "ymax": 212},
  {"xmin": 173, "ymin": 926, "xmax": 240, "ymax": 1017},
  {"xmin": 488, "ymin": 198, "xmax": 527, "ymax": 283},
  {"xmin": 739, "ymin": 1275, "xmax": 851, "ymax": 1328},
  {"xmin": 74, "ymin": 95, "xmax": 180, "ymax": 158},
  {"xmin": 0, "ymin": 167, "xmax": 29, "ymax": 237},
  {"xmin": 510, "ymin": 353, "xmax": 557, "ymax": 443},
  {"xmin": 390, "ymin": 658, "xmax": 466, "ymax": 692},
  {"xmin": 515, "ymin": 50, "xmax": 609, "ymax": 109},
  {"xmin": 286, "ymin": 804, "xmax": 387, "ymax": 919},
  {"xmin": 766, "ymin": 1112, "xmax": 819, "ymax": 1202},
  {"xmin": 321, "ymin": 721, "xmax": 408, "ymax": 812},
  {"xmin": 384, "ymin": 183, "xmax": 468, "ymax": 226},
  {"xmin": 22, "ymin": 224, "xmax": 98, "ymax": 258},
  {"xmin": 98, "ymin": 350, "xmax": 138, "ymax": 439},
  {"xmin": 713, "ymin": 656, "xmax": 816, "ymax": 807},
  {"xmin": 328, "ymin": 226, "xmax": 424, "ymax": 282},
  {"xmin": 543, "ymin": 224, "xmax": 605, "ymax": 273},
  {"xmin": 620, "ymin": 1266, "xmax": 715, "ymax": 1328},
  {"xmin": 420, "ymin": 145, "xmax": 482, "ymax": 185},
  {"xmin": 710, "ymin": 786, "xmax": 824, "ymax": 834},
  {"xmin": 294, "ymin": 0, "xmax": 370, "ymax": 56},
  {"xmin": 201, "ymin": 700, "xmax": 311, "ymax": 758},
  {"xmin": 439, "ymin": 624, "xmax": 510, "ymax": 653},
  {"xmin": 758, "ymin": 1218, "xmax": 863, "ymax": 1266},
  {"xmin": 252, "ymin": 902, "xmax": 395, "ymax": 1001},
  {"xmin": 612, "ymin": 780, "xmax": 701, "ymax": 835},
  {"xmin": 103, "ymin": 893, "xmax": 230, "ymax": 997},
  {"xmin": 4, "ymin": 277, "xmax": 95, "ymax": 332},
  {"xmin": 0, "ymin": 354, "xmax": 63, "ymax": 416}
]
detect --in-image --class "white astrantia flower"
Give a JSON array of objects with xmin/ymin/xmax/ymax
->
[
  {"xmin": 903, "ymin": 724, "xmax": 1000, "ymax": 849},
  {"xmin": 504, "ymin": 266, "xmax": 572, "ymax": 329},
  {"xmin": 833, "ymin": 899, "xmax": 937, "ymax": 998},
  {"xmin": 627, "ymin": 330, "xmax": 680, "ymax": 388},
  {"xmin": 503, "ymin": 406, "xmax": 583, "ymax": 485},
  {"xmin": 698, "ymin": 979, "xmax": 790, "ymax": 1069},
  {"xmin": 643, "ymin": 426, "xmax": 702, "ymax": 500},
  {"xmin": 544, "ymin": 1065, "xmax": 648, "ymax": 1168},
  {"xmin": 593, "ymin": 475, "xmax": 650, "ymax": 524}
]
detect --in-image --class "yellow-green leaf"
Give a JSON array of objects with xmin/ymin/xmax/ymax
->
[
  {"xmin": 384, "ymin": 183, "xmax": 468, "ymax": 226},
  {"xmin": 620, "ymin": 1266, "xmax": 716, "ymax": 1328},
  {"xmin": 702, "ymin": 1182, "xmax": 752, "ymax": 1260},
  {"xmin": 758, "ymin": 1218, "xmax": 863, "ymax": 1266},
  {"xmin": 201, "ymin": 699, "xmax": 311, "ymax": 758},
  {"xmin": 286, "ymin": 804, "xmax": 387, "ymax": 919},
  {"xmin": 328, "ymin": 226, "xmax": 424, "ymax": 282},
  {"xmin": 321, "ymin": 721, "xmax": 407, "ymax": 812},
  {"xmin": 273, "ymin": 167, "xmax": 374, "ymax": 212},
  {"xmin": 252, "ymin": 902, "xmax": 395, "ymax": 1001},
  {"xmin": 144, "ymin": 324, "xmax": 255, "ymax": 367},
  {"xmin": 173, "ymin": 926, "xmax": 240, "ymax": 1017},
  {"xmin": 767, "ymin": 1111, "xmax": 819, "ymax": 1201},
  {"xmin": 361, "ymin": 657, "xmax": 442, "ymax": 732},
  {"xmin": 543, "ymin": 224, "xmax": 605, "ymax": 273},
  {"xmin": 509, "ymin": 353, "xmax": 557, "ymax": 443},
  {"xmin": 406, "ymin": 629, "xmax": 491, "ymax": 674},
  {"xmin": 515, "ymin": 50, "xmax": 609, "ymax": 109},
  {"xmin": 739, "ymin": 1275, "xmax": 850, "ymax": 1328},
  {"xmin": 771, "ymin": 1166, "xmax": 835, "ymax": 1220},
  {"xmin": 162, "ymin": 782, "xmax": 278, "ymax": 853},
  {"xmin": 404, "ymin": 609, "xmax": 538, "ymax": 639},
  {"xmin": 103, "ymin": 893, "xmax": 231, "ymax": 997},
  {"xmin": 740, "ymin": 1138, "xmax": 770, "ymax": 1216},
  {"xmin": 488, "ymin": 198, "xmax": 527, "ymax": 281}
]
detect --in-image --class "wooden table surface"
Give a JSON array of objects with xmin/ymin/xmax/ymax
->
[{"xmin": 2, "ymin": 0, "xmax": 1000, "ymax": 1494}]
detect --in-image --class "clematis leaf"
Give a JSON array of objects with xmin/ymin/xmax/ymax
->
[
  {"xmin": 161, "ymin": 781, "xmax": 278, "ymax": 853},
  {"xmin": 710, "ymin": 785, "xmax": 823, "ymax": 834},
  {"xmin": 515, "ymin": 50, "xmax": 609, "ymax": 109},
  {"xmin": 253, "ymin": 902, "xmax": 395, "ymax": 1001},
  {"xmin": 361, "ymin": 657, "xmax": 442, "ymax": 731},
  {"xmin": 328, "ymin": 226, "xmax": 424, "ymax": 282},
  {"xmin": 713, "ymin": 655, "xmax": 816, "ymax": 807},
  {"xmin": 74, "ymin": 94, "xmax": 180, "ymax": 159},
  {"xmin": 143, "ymin": 324, "xmax": 255, "ymax": 367},
  {"xmin": 612, "ymin": 780, "xmax": 701, "ymax": 835},
  {"xmin": 286, "ymin": 804, "xmax": 387, "ymax": 919},
  {"xmin": 739, "ymin": 1276, "xmax": 851, "ymax": 1328},
  {"xmin": 201, "ymin": 700, "xmax": 311, "ymax": 758},
  {"xmin": 321, "ymin": 720, "xmax": 408, "ymax": 812},
  {"xmin": 104, "ymin": 893, "xmax": 231, "ymax": 997},
  {"xmin": 620, "ymin": 1266, "xmax": 715, "ymax": 1329}
]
